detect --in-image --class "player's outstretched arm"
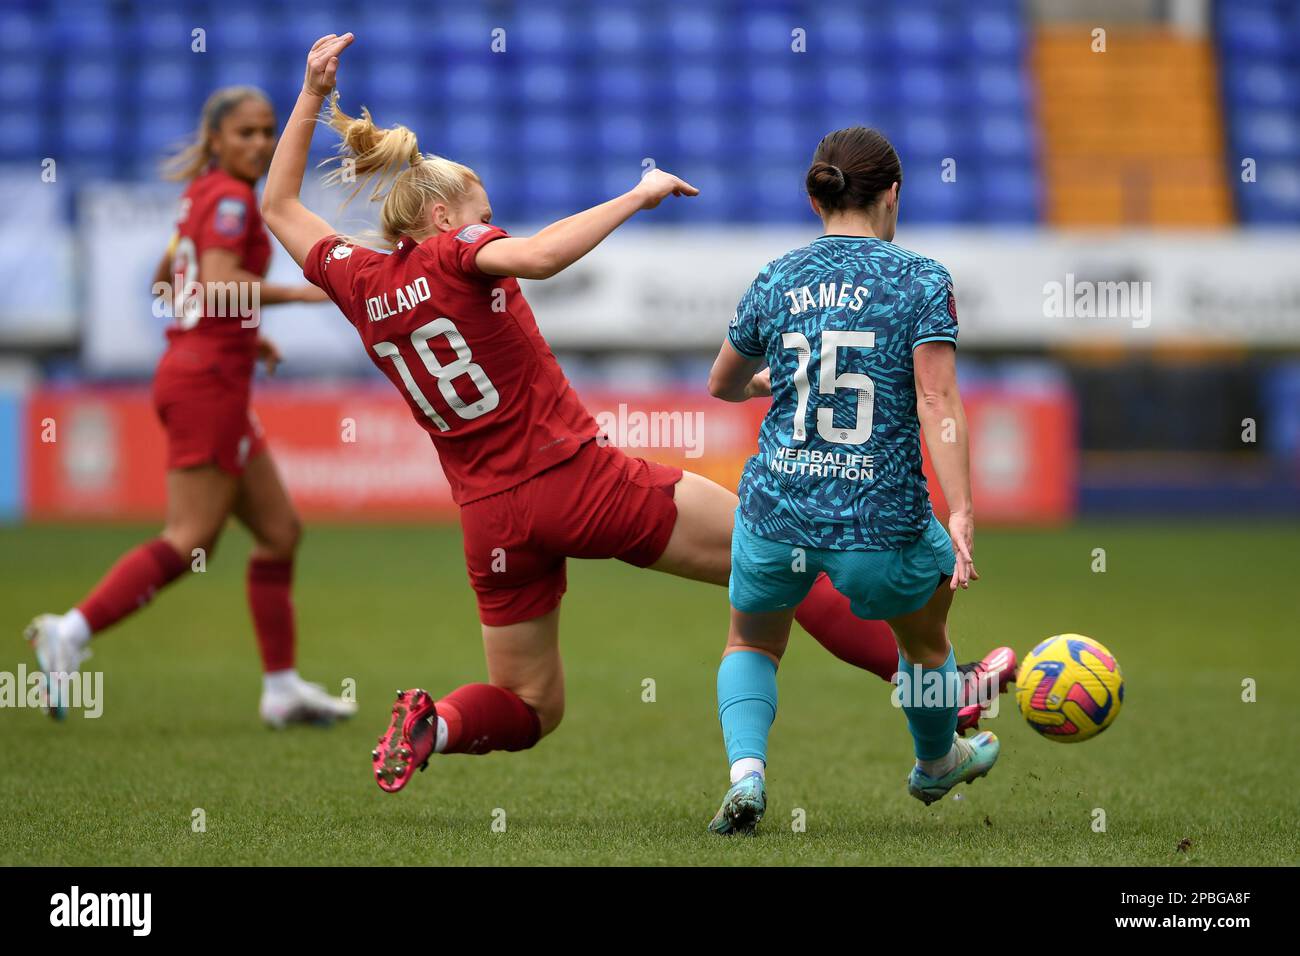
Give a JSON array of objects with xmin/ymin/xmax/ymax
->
[
  {"xmin": 915, "ymin": 341, "xmax": 978, "ymax": 590},
  {"xmin": 476, "ymin": 169, "xmax": 698, "ymax": 280},
  {"xmin": 262, "ymin": 32, "xmax": 355, "ymax": 267}
]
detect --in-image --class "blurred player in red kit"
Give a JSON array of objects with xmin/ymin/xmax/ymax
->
[
  {"xmin": 263, "ymin": 35, "xmax": 1011, "ymax": 791},
  {"xmin": 25, "ymin": 86, "xmax": 356, "ymax": 727}
]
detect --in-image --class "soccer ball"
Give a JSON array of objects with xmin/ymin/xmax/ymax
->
[{"xmin": 1015, "ymin": 634, "xmax": 1123, "ymax": 742}]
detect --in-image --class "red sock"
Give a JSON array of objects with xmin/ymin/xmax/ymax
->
[
  {"xmin": 247, "ymin": 557, "xmax": 296, "ymax": 673},
  {"xmin": 795, "ymin": 572, "xmax": 899, "ymax": 682},
  {"xmin": 77, "ymin": 538, "xmax": 188, "ymax": 634},
  {"xmin": 437, "ymin": 684, "xmax": 542, "ymax": 755}
]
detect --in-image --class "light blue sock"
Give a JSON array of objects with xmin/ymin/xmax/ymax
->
[
  {"xmin": 717, "ymin": 650, "xmax": 778, "ymax": 767},
  {"xmin": 897, "ymin": 649, "xmax": 959, "ymax": 761}
]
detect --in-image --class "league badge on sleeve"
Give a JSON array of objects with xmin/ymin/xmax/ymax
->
[
  {"xmin": 214, "ymin": 197, "xmax": 247, "ymax": 237},
  {"xmin": 456, "ymin": 223, "xmax": 492, "ymax": 243},
  {"xmin": 946, "ymin": 281, "xmax": 958, "ymax": 323}
]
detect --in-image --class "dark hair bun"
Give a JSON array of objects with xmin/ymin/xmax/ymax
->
[
  {"xmin": 805, "ymin": 127, "xmax": 902, "ymax": 213},
  {"xmin": 806, "ymin": 161, "xmax": 847, "ymax": 204}
]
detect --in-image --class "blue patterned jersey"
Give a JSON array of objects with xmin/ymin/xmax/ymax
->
[{"xmin": 727, "ymin": 235, "xmax": 958, "ymax": 551}]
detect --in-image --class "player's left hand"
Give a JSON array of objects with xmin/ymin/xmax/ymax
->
[
  {"xmin": 257, "ymin": 336, "xmax": 283, "ymax": 377},
  {"xmin": 745, "ymin": 368, "xmax": 772, "ymax": 399},
  {"xmin": 303, "ymin": 32, "xmax": 355, "ymax": 97},
  {"xmin": 947, "ymin": 510, "xmax": 979, "ymax": 590}
]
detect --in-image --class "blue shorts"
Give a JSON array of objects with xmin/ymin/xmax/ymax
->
[{"xmin": 729, "ymin": 512, "xmax": 956, "ymax": 621}]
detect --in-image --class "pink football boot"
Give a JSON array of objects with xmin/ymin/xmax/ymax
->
[
  {"xmin": 956, "ymin": 646, "xmax": 1017, "ymax": 735},
  {"xmin": 372, "ymin": 689, "xmax": 437, "ymax": 793}
]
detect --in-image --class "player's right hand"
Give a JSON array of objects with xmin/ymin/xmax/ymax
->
[
  {"xmin": 633, "ymin": 169, "xmax": 699, "ymax": 209},
  {"xmin": 947, "ymin": 510, "xmax": 979, "ymax": 591},
  {"xmin": 303, "ymin": 33, "xmax": 355, "ymax": 97}
]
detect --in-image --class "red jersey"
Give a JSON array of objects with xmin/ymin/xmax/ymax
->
[
  {"xmin": 165, "ymin": 166, "xmax": 271, "ymax": 354},
  {"xmin": 303, "ymin": 224, "xmax": 600, "ymax": 505}
]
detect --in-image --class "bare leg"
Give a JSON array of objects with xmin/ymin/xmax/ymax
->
[
  {"xmin": 649, "ymin": 470, "xmax": 734, "ymax": 587},
  {"xmin": 232, "ymin": 451, "xmax": 302, "ymax": 562},
  {"xmin": 481, "ymin": 607, "xmax": 565, "ymax": 737},
  {"xmin": 161, "ymin": 464, "xmax": 239, "ymax": 560}
]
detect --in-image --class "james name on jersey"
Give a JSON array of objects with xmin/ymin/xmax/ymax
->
[{"xmin": 782, "ymin": 281, "xmax": 872, "ymax": 315}]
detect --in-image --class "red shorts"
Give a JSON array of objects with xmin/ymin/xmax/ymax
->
[
  {"xmin": 152, "ymin": 344, "xmax": 265, "ymax": 475},
  {"xmin": 460, "ymin": 439, "xmax": 683, "ymax": 626}
]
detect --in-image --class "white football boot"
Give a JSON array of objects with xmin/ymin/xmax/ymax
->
[
  {"xmin": 24, "ymin": 613, "xmax": 92, "ymax": 721},
  {"xmin": 260, "ymin": 675, "xmax": 358, "ymax": 729}
]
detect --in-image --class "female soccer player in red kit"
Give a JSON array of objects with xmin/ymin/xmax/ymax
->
[
  {"xmin": 263, "ymin": 35, "xmax": 1011, "ymax": 791},
  {"xmin": 25, "ymin": 85, "xmax": 355, "ymax": 728}
]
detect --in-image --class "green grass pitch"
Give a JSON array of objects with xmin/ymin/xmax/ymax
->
[{"xmin": 1, "ymin": 521, "xmax": 1296, "ymax": 866}]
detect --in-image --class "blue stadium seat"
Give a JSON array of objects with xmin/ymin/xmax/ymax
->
[
  {"xmin": 134, "ymin": 106, "xmax": 195, "ymax": 159},
  {"xmin": 50, "ymin": 2, "xmax": 116, "ymax": 52},
  {"xmin": 897, "ymin": 66, "xmax": 962, "ymax": 110},
  {"xmin": 807, "ymin": 13, "xmax": 881, "ymax": 59},
  {"xmin": 59, "ymin": 107, "xmax": 122, "ymax": 157},
  {"xmin": 443, "ymin": 62, "xmax": 499, "ymax": 108},
  {"xmin": 0, "ymin": 57, "xmax": 48, "ymax": 105},
  {"xmin": 520, "ymin": 111, "xmax": 579, "ymax": 158},
  {"xmin": 133, "ymin": 10, "xmax": 203, "ymax": 54},
  {"xmin": 520, "ymin": 161, "xmax": 588, "ymax": 219},
  {"xmin": 512, "ymin": 8, "xmax": 580, "ymax": 58},
  {"xmin": 970, "ymin": 64, "xmax": 1031, "ymax": 111},
  {"xmin": 1224, "ymin": 63, "xmax": 1299, "ymax": 110},
  {"xmin": 974, "ymin": 112, "xmax": 1035, "ymax": 162},
  {"xmin": 671, "ymin": 114, "xmax": 742, "ymax": 161},
  {"xmin": 750, "ymin": 164, "xmax": 814, "ymax": 222},
  {"xmin": 211, "ymin": 56, "xmax": 273, "ymax": 95},
  {"xmin": 1218, "ymin": 5, "xmax": 1289, "ymax": 57},
  {"xmin": 435, "ymin": 9, "xmax": 498, "ymax": 55},
  {"xmin": 665, "ymin": 6, "xmax": 726, "ymax": 57},
  {"xmin": 747, "ymin": 65, "xmax": 808, "ymax": 111},
  {"xmin": 593, "ymin": 62, "xmax": 657, "ymax": 109},
  {"xmin": 0, "ymin": 112, "xmax": 45, "ymax": 160},
  {"xmin": 589, "ymin": 8, "xmax": 654, "ymax": 56},
  {"xmin": 445, "ymin": 113, "xmax": 507, "ymax": 160},
  {"xmin": 135, "ymin": 57, "xmax": 201, "ymax": 109},
  {"xmin": 1236, "ymin": 161, "xmax": 1300, "ymax": 223},
  {"xmin": 978, "ymin": 165, "xmax": 1041, "ymax": 223},
  {"xmin": 0, "ymin": 7, "xmax": 41, "ymax": 55},
  {"xmin": 1235, "ymin": 109, "xmax": 1300, "ymax": 159},
  {"xmin": 595, "ymin": 111, "xmax": 654, "ymax": 158},
  {"xmin": 519, "ymin": 63, "xmax": 576, "ymax": 109},
  {"xmin": 965, "ymin": 9, "xmax": 1026, "ymax": 59},
  {"xmin": 890, "ymin": 11, "xmax": 961, "ymax": 63}
]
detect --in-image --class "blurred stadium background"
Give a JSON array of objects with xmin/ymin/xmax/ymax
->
[{"xmin": 0, "ymin": 0, "xmax": 1297, "ymax": 527}]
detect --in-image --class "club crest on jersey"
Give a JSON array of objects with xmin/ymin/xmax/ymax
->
[
  {"xmin": 456, "ymin": 224, "xmax": 492, "ymax": 243},
  {"xmin": 325, "ymin": 243, "xmax": 353, "ymax": 267},
  {"xmin": 214, "ymin": 197, "xmax": 247, "ymax": 237}
]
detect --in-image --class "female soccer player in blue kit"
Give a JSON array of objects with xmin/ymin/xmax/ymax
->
[{"xmin": 705, "ymin": 127, "xmax": 1001, "ymax": 835}]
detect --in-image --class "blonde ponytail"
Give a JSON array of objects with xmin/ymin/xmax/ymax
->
[{"xmin": 320, "ymin": 93, "xmax": 480, "ymax": 247}]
